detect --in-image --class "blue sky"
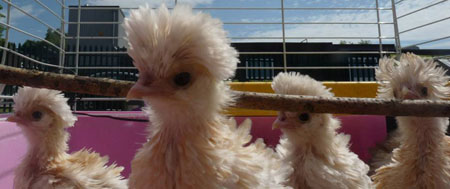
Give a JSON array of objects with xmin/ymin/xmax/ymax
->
[{"xmin": 0, "ymin": 0, "xmax": 449, "ymax": 49}]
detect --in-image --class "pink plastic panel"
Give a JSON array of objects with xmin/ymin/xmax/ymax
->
[
  {"xmin": 0, "ymin": 112, "xmax": 386, "ymax": 188},
  {"xmin": 0, "ymin": 118, "xmax": 27, "ymax": 188},
  {"xmin": 234, "ymin": 115, "xmax": 387, "ymax": 162}
]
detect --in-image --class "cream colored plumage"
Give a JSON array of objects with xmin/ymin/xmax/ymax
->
[
  {"xmin": 272, "ymin": 72, "xmax": 373, "ymax": 189},
  {"xmin": 124, "ymin": 4, "xmax": 291, "ymax": 189},
  {"xmin": 7, "ymin": 87, "xmax": 127, "ymax": 189},
  {"xmin": 372, "ymin": 53, "xmax": 450, "ymax": 188},
  {"xmin": 368, "ymin": 129, "xmax": 401, "ymax": 176}
]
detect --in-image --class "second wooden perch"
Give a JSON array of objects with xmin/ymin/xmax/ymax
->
[{"xmin": 1, "ymin": 64, "xmax": 450, "ymax": 117}]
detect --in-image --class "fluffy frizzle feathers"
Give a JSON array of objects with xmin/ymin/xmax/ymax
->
[
  {"xmin": 376, "ymin": 53, "xmax": 450, "ymax": 99},
  {"xmin": 272, "ymin": 72, "xmax": 373, "ymax": 189},
  {"xmin": 124, "ymin": 4, "xmax": 238, "ymax": 81},
  {"xmin": 13, "ymin": 87, "xmax": 77, "ymax": 127},
  {"xmin": 272, "ymin": 72, "xmax": 334, "ymax": 97}
]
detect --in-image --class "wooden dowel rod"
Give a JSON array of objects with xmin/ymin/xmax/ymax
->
[
  {"xmin": 1, "ymin": 64, "xmax": 450, "ymax": 117},
  {"xmin": 233, "ymin": 91, "xmax": 450, "ymax": 117},
  {"xmin": 0, "ymin": 65, "xmax": 134, "ymax": 97}
]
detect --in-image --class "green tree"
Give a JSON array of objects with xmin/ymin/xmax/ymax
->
[
  {"xmin": 357, "ymin": 40, "xmax": 372, "ymax": 44},
  {"xmin": 339, "ymin": 40, "xmax": 372, "ymax": 45},
  {"xmin": 339, "ymin": 40, "xmax": 353, "ymax": 45},
  {"xmin": 0, "ymin": 5, "xmax": 6, "ymax": 39},
  {"xmin": 22, "ymin": 29, "xmax": 62, "ymax": 49},
  {"xmin": 44, "ymin": 28, "xmax": 61, "ymax": 46}
]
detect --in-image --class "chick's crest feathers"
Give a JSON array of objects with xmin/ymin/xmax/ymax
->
[
  {"xmin": 124, "ymin": 4, "xmax": 238, "ymax": 80},
  {"xmin": 13, "ymin": 87, "xmax": 76, "ymax": 127},
  {"xmin": 376, "ymin": 53, "xmax": 450, "ymax": 99},
  {"xmin": 272, "ymin": 72, "xmax": 333, "ymax": 97}
]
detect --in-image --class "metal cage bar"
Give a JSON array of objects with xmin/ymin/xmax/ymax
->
[
  {"xmin": 58, "ymin": 0, "xmax": 66, "ymax": 73},
  {"xmin": 403, "ymin": 35, "xmax": 450, "ymax": 49},
  {"xmin": 65, "ymin": 6, "xmax": 394, "ymax": 11},
  {"xmin": 399, "ymin": 16, "xmax": 450, "ymax": 34},
  {"xmin": 280, "ymin": 0, "xmax": 287, "ymax": 72},
  {"xmin": 397, "ymin": 0, "xmax": 448, "ymax": 19},
  {"xmin": 0, "ymin": 22, "xmax": 65, "ymax": 52},
  {"xmin": 1, "ymin": 0, "xmax": 11, "ymax": 66},
  {"xmin": 64, "ymin": 51, "xmax": 396, "ymax": 55},
  {"xmin": 391, "ymin": 0, "xmax": 402, "ymax": 56},
  {"xmin": 33, "ymin": 0, "xmax": 64, "ymax": 21},
  {"xmin": 63, "ymin": 66, "xmax": 378, "ymax": 70},
  {"xmin": 396, "ymin": 0, "xmax": 449, "ymax": 49},
  {"xmin": 66, "ymin": 21, "xmax": 395, "ymax": 25},
  {"xmin": 2, "ymin": 0, "xmax": 449, "ymax": 107},
  {"xmin": 65, "ymin": 36, "xmax": 396, "ymax": 40},
  {"xmin": 375, "ymin": 0, "xmax": 384, "ymax": 57},
  {"xmin": 0, "ymin": 46, "xmax": 63, "ymax": 68},
  {"xmin": 2, "ymin": 0, "xmax": 65, "ymax": 37}
]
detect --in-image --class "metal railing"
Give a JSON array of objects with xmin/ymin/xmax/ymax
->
[
  {"xmin": 0, "ymin": 0, "xmax": 448, "ymax": 111},
  {"xmin": 0, "ymin": 0, "xmax": 401, "ymax": 71},
  {"xmin": 396, "ymin": 0, "xmax": 450, "ymax": 49}
]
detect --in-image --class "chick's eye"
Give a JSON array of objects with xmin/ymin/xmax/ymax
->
[
  {"xmin": 173, "ymin": 72, "xmax": 191, "ymax": 87},
  {"xmin": 421, "ymin": 87, "xmax": 428, "ymax": 96},
  {"xmin": 298, "ymin": 113, "xmax": 310, "ymax": 122},
  {"xmin": 32, "ymin": 111, "xmax": 43, "ymax": 121}
]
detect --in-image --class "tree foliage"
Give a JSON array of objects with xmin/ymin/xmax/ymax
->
[
  {"xmin": 0, "ymin": 5, "xmax": 6, "ymax": 38},
  {"xmin": 339, "ymin": 40, "xmax": 373, "ymax": 45},
  {"xmin": 22, "ymin": 29, "xmax": 62, "ymax": 49}
]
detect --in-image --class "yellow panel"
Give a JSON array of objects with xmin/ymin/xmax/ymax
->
[{"xmin": 226, "ymin": 82, "xmax": 379, "ymax": 116}]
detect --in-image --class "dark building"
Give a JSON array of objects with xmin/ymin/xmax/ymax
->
[
  {"xmin": 67, "ymin": 6, "xmax": 126, "ymax": 47},
  {"xmin": 232, "ymin": 42, "xmax": 396, "ymax": 82}
]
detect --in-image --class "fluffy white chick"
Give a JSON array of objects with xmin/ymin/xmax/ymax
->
[
  {"xmin": 368, "ymin": 129, "xmax": 401, "ymax": 176},
  {"xmin": 7, "ymin": 87, "xmax": 127, "ymax": 189},
  {"xmin": 272, "ymin": 72, "xmax": 373, "ymax": 189},
  {"xmin": 124, "ymin": 4, "xmax": 291, "ymax": 189},
  {"xmin": 372, "ymin": 53, "xmax": 450, "ymax": 188}
]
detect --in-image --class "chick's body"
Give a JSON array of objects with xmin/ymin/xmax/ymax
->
[
  {"xmin": 368, "ymin": 129, "xmax": 401, "ymax": 175},
  {"xmin": 8, "ymin": 87, "xmax": 127, "ymax": 189},
  {"xmin": 272, "ymin": 72, "xmax": 373, "ymax": 189},
  {"xmin": 372, "ymin": 53, "xmax": 450, "ymax": 188},
  {"xmin": 124, "ymin": 4, "xmax": 291, "ymax": 189}
]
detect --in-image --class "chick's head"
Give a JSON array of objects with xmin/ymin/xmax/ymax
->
[
  {"xmin": 7, "ymin": 87, "xmax": 76, "ymax": 138},
  {"xmin": 124, "ymin": 5, "xmax": 238, "ymax": 110},
  {"xmin": 271, "ymin": 72, "xmax": 334, "ymax": 135},
  {"xmin": 376, "ymin": 53, "xmax": 449, "ymax": 100}
]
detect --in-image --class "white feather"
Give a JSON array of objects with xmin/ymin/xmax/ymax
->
[
  {"xmin": 372, "ymin": 53, "xmax": 450, "ymax": 188},
  {"xmin": 11, "ymin": 87, "xmax": 127, "ymax": 189},
  {"xmin": 272, "ymin": 72, "xmax": 373, "ymax": 189},
  {"xmin": 124, "ymin": 4, "xmax": 291, "ymax": 189}
]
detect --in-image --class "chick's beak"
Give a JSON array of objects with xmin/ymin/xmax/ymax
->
[
  {"xmin": 272, "ymin": 112, "xmax": 288, "ymax": 130},
  {"xmin": 401, "ymin": 87, "xmax": 420, "ymax": 100},
  {"xmin": 127, "ymin": 77, "xmax": 156, "ymax": 100},
  {"xmin": 404, "ymin": 91, "xmax": 421, "ymax": 100},
  {"xmin": 6, "ymin": 115, "xmax": 20, "ymax": 123}
]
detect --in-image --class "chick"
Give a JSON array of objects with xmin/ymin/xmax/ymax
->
[
  {"xmin": 272, "ymin": 72, "xmax": 373, "ymax": 189},
  {"xmin": 368, "ymin": 129, "xmax": 401, "ymax": 176},
  {"xmin": 124, "ymin": 4, "xmax": 291, "ymax": 189},
  {"xmin": 372, "ymin": 53, "xmax": 450, "ymax": 188},
  {"xmin": 7, "ymin": 87, "xmax": 127, "ymax": 189}
]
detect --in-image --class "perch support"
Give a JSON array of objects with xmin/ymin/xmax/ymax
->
[{"xmin": 1, "ymin": 64, "xmax": 450, "ymax": 117}]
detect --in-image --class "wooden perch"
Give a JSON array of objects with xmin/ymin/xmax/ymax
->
[
  {"xmin": 1, "ymin": 64, "xmax": 450, "ymax": 117},
  {"xmin": 0, "ymin": 65, "xmax": 134, "ymax": 97},
  {"xmin": 234, "ymin": 92, "xmax": 450, "ymax": 117}
]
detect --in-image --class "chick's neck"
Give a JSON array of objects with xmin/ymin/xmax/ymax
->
[
  {"xmin": 285, "ymin": 115, "xmax": 340, "ymax": 158},
  {"xmin": 145, "ymin": 81, "xmax": 231, "ymax": 140},
  {"xmin": 396, "ymin": 116, "xmax": 448, "ymax": 160},
  {"xmin": 24, "ymin": 124, "xmax": 69, "ymax": 168}
]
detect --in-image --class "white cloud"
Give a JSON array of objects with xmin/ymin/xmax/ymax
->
[
  {"xmin": 232, "ymin": 0, "xmax": 450, "ymax": 49},
  {"xmin": 85, "ymin": 0, "xmax": 213, "ymax": 7},
  {"xmin": 2, "ymin": 4, "xmax": 45, "ymax": 25}
]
